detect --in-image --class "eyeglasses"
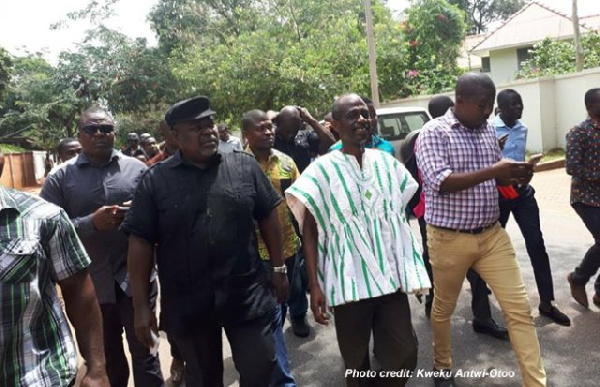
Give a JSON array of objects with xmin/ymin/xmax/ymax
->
[{"xmin": 82, "ymin": 124, "xmax": 115, "ymax": 135}]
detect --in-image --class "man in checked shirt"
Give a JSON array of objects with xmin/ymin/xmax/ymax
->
[{"xmin": 416, "ymin": 73, "xmax": 545, "ymax": 387}]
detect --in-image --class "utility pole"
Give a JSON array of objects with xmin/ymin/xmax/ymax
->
[
  {"xmin": 572, "ymin": 0, "xmax": 584, "ymax": 72},
  {"xmin": 365, "ymin": 0, "xmax": 380, "ymax": 107}
]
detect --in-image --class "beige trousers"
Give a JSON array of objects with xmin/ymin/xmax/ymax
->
[{"xmin": 427, "ymin": 223, "xmax": 546, "ymax": 387}]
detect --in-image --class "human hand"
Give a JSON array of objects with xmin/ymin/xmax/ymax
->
[
  {"xmin": 134, "ymin": 305, "xmax": 158, "ymax": 350},
  {"xmin": 498, "ymin": 133, "xmax": 509, "ymax": 150},
  {"xmin": 310, "ymin": 286, "xmax": 330, "ymax": 326},
  {"xmin": 91, "ymin": 205, "xmax": 127, "ymax": 232},
  {"xmin": 296, "ymin": 106, "xmax": 314, "ymax": 122},
  {"xmin": 270, "ymin": 273, "xmax": 289, "ymax": 303},
  {"xmin": 493, "ymin": 160, "xmax": 533, "ymax": 186}
]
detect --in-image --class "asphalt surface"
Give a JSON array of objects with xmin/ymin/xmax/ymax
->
[{"xmin": 78, "ymin": 167, "xmax": 600, "ymax": 386}]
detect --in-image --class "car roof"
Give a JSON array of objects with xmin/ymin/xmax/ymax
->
[{"xmin": 376, "ymin": 106, "xmax": 429, "ymax": 115}]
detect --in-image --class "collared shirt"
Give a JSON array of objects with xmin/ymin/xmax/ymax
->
[
  {"xmin": 218, "ymin": 136, "xmax": 243, "ymax": 154},
  {"xmin": 416, "ymin": 109, "xmax": 501, "ymax": 230},
  {"xmin": 495, "ymin": 115, "xmax": 528, "ymax": 161},
  {"xmin": 274, "ymin": 129, "xmax": 320, "ymax": 173},
  {"xmin": 0, "ymin": 186, "xmax": 90, "ymax": 387},
  {"xmin": 246, "ymin": 147, "xmax": 301, "ymax": 260},
  {"xmin": 286, "ymin": 149, "xmax": 430, "ymax": 307},
  {"xmin": 40, "ymin": 150, "xmax": 147, "ymax": 304},
  {"xmin": 566, "ymin": 118, "xmax": 600, "ymax": 206},
  {"xmin": 120, "ymin": 150, "xmax": 281, "ymax": 332},
  {"xmin": 328, "ymin": 134, "xmax": 395, "ymax": 157}
]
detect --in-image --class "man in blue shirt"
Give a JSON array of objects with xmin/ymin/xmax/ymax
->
[
  {"xmin": 495, "ymin": 89, "xmax": 570, "ymax": 326},
  {"xmin": 329, "ymin": 96, "xmax": 395, "ymax": 156}
]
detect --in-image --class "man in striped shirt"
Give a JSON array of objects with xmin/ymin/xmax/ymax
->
[
  {"xmin": 0, "ymin": 149, "xmax": 109, "ymax": 387},
  {"xmin": 417, "ymin": 73, "xmax": 545, "ymax": 387},
  {"xmin": 287, "ymin": 93, "xmax": 430, "ymax": 387}
]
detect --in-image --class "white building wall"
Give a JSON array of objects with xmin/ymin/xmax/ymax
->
[{"xmin": 489, "ymin": 48, "xmax": 519, "ymax": 84}]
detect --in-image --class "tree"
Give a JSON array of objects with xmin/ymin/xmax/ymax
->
[
  {"xmin": 0, "ymin": 47, "xmax": 12, "ymax": 105},
  {"xmin": 517, "ymin": 32, "xmax": 600, "ymax": 79},
  {"xmin": 401, "ymin": 0, "xmax": 466, "ymax": 97},
  {"xmin": 448, "ymin": 0, "xmax": 524, "ymax": 34}
]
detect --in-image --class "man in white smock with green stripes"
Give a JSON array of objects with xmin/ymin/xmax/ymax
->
[{"xmin": 286, "ymin": 93, "xmax": 431, "ymax": 387}]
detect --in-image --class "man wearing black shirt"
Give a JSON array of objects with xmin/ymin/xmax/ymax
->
[{"xmin": 122, "ymin": 96, "xmax": 288, "ymax": 387}]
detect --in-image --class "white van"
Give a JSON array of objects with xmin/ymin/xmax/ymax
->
[{"xmin": 376, "ymin": 106, "xmax": 432, "ymax": 157}]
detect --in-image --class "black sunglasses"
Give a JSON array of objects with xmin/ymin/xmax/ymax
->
[{"xmin": 82, "ymin": 124, "xmax": 114, "ymax": 135}]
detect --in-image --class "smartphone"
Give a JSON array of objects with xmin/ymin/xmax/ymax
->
[
  {"xmin": 528, "ymin": 153, "xmax": 543, "ymax": 165},
  {"xmin": 499, "ymin": 133, "xmax": 510, "ymax": 142},
  {"xmin": 116, "ymin": 206, "xmax": 129, "ymax": 212}
]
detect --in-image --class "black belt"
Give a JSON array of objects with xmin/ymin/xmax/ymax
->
[{"xmin": 434, "ymin": 222, "xmax": 497, "ymax": 235}]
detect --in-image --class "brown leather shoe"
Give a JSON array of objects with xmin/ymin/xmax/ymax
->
[{"xmin": 568, "ymin": 272, "xmax": 589, "ymax": 308}]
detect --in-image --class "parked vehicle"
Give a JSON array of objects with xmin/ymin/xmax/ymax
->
[{"xmin": 376, "ymin": 106, "xmax": 431, "ymax": 157}]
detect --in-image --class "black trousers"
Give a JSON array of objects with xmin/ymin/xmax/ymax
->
[
  {"xmin": 571, "ymin": 202, "xmax": 600, "ymax": 296},
  {"xmin": 100, "ymin": 282, "xmax": 164, "ymax": 387},
  {"xmin": 333, "ymin": 292, "xmax": 418, "ymax": 387},
  {"xmin": 499, "ymin": 184, "xmax": 555, "ymax": 303},
  {"xmin": 170, "ymin": 311, "xmax": 276, "ymax": 387},
  {"xmin": 418, "ymin": 217, "xmax": 492, "ymax": 319}
]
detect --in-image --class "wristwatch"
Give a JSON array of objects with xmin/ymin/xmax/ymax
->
[{"xmin": 272, "ymin": 265, "xmax": 287, "ymax": 274}]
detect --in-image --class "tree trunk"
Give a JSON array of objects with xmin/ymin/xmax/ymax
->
[{"xmin": 572, "ymin": 0, "xmax": 584, "ymax": 72}]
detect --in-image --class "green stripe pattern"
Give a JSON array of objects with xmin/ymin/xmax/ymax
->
[
  {"xmin": 285, "ymin": 149, "xmax": 431, "ymax": 307},
  {"xmin": 0, "ymin": 187, "xmax": 90, "ymax": 386}
]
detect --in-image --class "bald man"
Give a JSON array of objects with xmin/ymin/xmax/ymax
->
[{"xmin": 417, "ymin": 74, "xmax": 545, "ymax": 387}]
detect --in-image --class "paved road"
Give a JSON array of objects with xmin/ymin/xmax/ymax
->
[{"xmin": 79, "ymin": 167, "xmax": 600, "ymax": 386}]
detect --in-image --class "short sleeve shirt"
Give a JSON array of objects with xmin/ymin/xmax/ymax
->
[
  {"xmin": 0, "ymin": 187, "xmax": 90, "ymax": 387},
  {"xmin": 120, "ymin": 150, "xmax": 282, "ymax": 331}
]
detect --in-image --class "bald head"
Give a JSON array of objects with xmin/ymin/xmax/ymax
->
[
  {"xmin": 332, "ymin": 93, "xmax": 363, "ymax": 120},
  {"xmin": 455, "ymin": 73, "xmax": 495, "ymax": 100},
  {"xmin": 276, "ymin": 106, "xmax": 302, "ymax": 143}
]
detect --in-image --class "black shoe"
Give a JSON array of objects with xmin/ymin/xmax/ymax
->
[
  {"xmin": 291, "ymin": 317, "xmax": 310, "ymax": 338},
  {"xmin": 433, "ymin": 369, "xmax": 456, "ymax": 387},
  {"xmin": 472, "ymin": 318, "xmax": 509, "ymax": 341},
  {"xmin": 539, "ymin": 303, "xmax": 571, "ymax": 326}
]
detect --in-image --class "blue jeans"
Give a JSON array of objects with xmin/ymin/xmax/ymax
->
[
  {"xmin": 571, "ymin": 202, "xmax": 600, "ymax": 296},
  {"xmin": 262, "ymin": 259, "xmax": 297, "ymax": 387},
  {"xmin": 499, "ymin": 184, "xmax": 555, "ymax": 303}
]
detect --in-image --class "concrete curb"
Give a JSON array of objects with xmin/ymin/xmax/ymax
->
[{"xmin": 534, "ymin": 158, "xmax": 565, "ymax": 172}]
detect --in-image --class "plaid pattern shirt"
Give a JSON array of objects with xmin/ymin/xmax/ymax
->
[
  {"xmin": 0, "ymin": 187, "xmax": 90, "ymax": 386},
  {"xmin": 416, "ymin": 109, "xmax": 501, "ymax": 230}
]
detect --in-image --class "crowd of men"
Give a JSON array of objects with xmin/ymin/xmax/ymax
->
[{"xmin": 1, "ymin": 73, "xmax": 600, "ymax": 387}]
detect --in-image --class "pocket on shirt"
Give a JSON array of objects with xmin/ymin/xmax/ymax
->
[
  {"xmin": 222, "ymin": 183, "xmax": 256, "ymax": 213},
  {"xmin": 0, "ymin": 238, "xmax": 41, "ymax": 283}
]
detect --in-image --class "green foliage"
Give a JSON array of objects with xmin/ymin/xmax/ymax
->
[
  {"xmin": 448, "ymin": 0, "xmax": 524, "ymax": 34},
  {"xmin": 401, "ymin": 0, "xmax": 466, "ymax": 97},
  {"xmin": 0, "ymin": 48, "xmax": 12, "ymax": 104},
  {"xmin": 0, "ymin": 54, "xmax": 85, "ymax": 150},
  {"xmin": 0, "ymin": 143, "xmax": 28, "ymax": 154},
  {"xmin": 518, "ymin": 32, "xmax": 600, "ymax": 78}
]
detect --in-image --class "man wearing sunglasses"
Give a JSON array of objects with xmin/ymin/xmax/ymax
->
[{"xmin": 41, "ymin": 106, "xmax": 164, "ymax": 387}]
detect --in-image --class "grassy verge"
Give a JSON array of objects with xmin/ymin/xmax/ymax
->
[{"xmin": 526, "ymin": 148, "xmax": 565, "ymax": 163}]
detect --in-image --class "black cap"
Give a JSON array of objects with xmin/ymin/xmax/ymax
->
[{"xmin": 165, "ymin": 96, "xmax": 216, "ymax": 128}]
